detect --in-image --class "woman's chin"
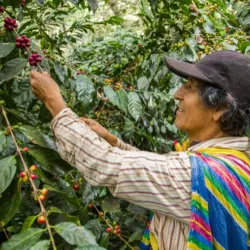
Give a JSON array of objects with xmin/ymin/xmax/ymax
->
[{"xmin": 174, "ymin": 120, "xmax": 186, "ymax": 132}]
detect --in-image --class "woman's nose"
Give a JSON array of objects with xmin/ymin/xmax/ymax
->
[{"xmin": 174, "ymin": 85, "xmax": 184, "ymax": 100}]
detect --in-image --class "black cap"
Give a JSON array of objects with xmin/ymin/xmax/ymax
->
[{"xmin": 165, "ymin": 50, "xmax": 250, "ymax": 107}]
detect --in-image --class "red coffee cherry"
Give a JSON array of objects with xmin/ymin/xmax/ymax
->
[
  {"xmin": 19, "ymin": 171, "xmax": 26, "ymax": 178},
  {"xmin": 39, "ymin": 194, "xmax": 46, "ymax": 201},
  {"xmin": 16, "ymin": 35, "xmax": 30, "ymax": 49},
  {"xmin": 20, "ymin": 0, "xmax": 25, "ymax": 7},
  {"xmin": 22, "ymin": 147, "xmax": 29, "ymax": 152},
  {"xmin": 31, "ymin": 173, "xmax": 37, "ymax": 180},
  {"xmin": 37, "ymin": 215, "xmax": 46, "ymax": 224},
  {"xmin": 106, "ymin": 227, "xmax": 111, "ymax": 233},
  {"xmin": 28, "ymin": 53, "xmax": 42, "ymax": 66},
  {"xmin": 0, "ymin": 6, "xmax": 4, "ymax": 14},
  {"xmin": 4, "ymin": 17, "xmax": 18, "ymax": 31},
  {"xmin": 73, "ymin": 184, "xmax": 80, "ymax": 190}
]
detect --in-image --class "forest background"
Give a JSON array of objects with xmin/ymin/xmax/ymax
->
[{"xmin": 0, "ymin": 0, "xmax": 249, "ymax": 249}]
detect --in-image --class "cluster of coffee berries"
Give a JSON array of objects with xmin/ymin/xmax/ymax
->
[
  {"xmin": 106, "ymin": 224, "xmax": 121, "ymax": 235},
  {"xmin": 19, "ymin": 164, "xmax": 37, "ymax": 182},
  {"xmin": 20, "ymin": 0, "xmax": 25, "ymax": 7},
  {"xmin": 16, "ymin": 35, "xmax": 30, "ymax": 49},
  {"xmin": 104, "ymin": 79, "xmax": 113, "ymax": 85},
  {"xmin": 38, "ymin": 188, "xmax": 49, "ymax": 201},
  {"xmin": 4, "ymin": 17, "xmax": 18, "ymax": 31},
  {"xmin": 37, "ymin": 215, "xmax": 46, "ymax": 224},
  {"xmin": 114, "ymin": 82, "xmax": 123, "ymax": 90},
  {"xmin": 28, "ymin": 53, "xmax": 42, "ymax": 66},
  {"xmin": 0, "ymin": 6, "xmax": 4, "ymax": 14}
]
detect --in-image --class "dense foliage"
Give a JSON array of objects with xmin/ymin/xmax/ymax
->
[{"xmin": 0, "ymin": 0, "xmax": 249, "ymax": 249}]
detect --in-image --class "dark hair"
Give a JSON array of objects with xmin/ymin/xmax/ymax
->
[{"xmin": 197, "ymin": 82, "xmax": 250, "ymax": 136}]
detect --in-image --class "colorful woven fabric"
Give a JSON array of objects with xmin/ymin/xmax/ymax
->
[
  {"xmin": 139, "ymin": 212, "xmax": 154, "ymax": 250},
  {"xmin": 187, "ymin": 148, "xmax": 250, "ymax": 250}
]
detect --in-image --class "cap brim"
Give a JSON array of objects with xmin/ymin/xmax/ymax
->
[{"xmin": 164, "ymin": 57, "xmax": 213, "ymax": 83}]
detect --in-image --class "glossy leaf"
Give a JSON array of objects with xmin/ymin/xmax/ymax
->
[
  {"xmin": 54, "ymin": 222, "xmax": 97, "ymax": 246},
  {"xmin": 1, "ymin": 228, "xmax": 45, "ymax": 250},
  {"xmin": 99, "ymin": 232, "xmax": 110, "ymax": 249},
  {"xmin": 0, "ymin": 179, "xmax": 21, "ymax": 226},
  {"xmin": 84, "ymin": 219, "xmax": 102, "ymax": 241},
  {"xmin": 29, "ymin": 240, "xmax": 50, "ymax": 250},
  {"xmin": 0, "ymin": 156, "xmax": 16, "ymax": 194},
  {"xmin": 49, "ymin": 206, "xmax": 81, "ymax": 225},
  {"xmin": 75, "ymin": 75, "xmax": 96, "ymax": 109},
  {"xmin": 0, "ymin": 43, "xmax": 15, "ymax": 58},
  {"xmin": 44, "ymin": 185, "xmax": 80, "ymax": 208},
  {"xmin": 21, "ymin": 216, "xmax": 38, "ymax": 232},
  {"xmin": 0, "ymin": 58, "xmax": 27, "ymax": 85},
  {"xmin": 28, "ymin": 147, "xmax": 72, "ymax": 176},
  {"xmin": 19, "ymin": 125, "xmax": 56, "ymax": 150},
  {"xmin": 137, "ymin": 76, "xmax": 149, "ymax": 90},
  {"xmin": 128, "ymin": 92, "xmax": 142, "ymax": 121},
  {"xmin": 101, "ymin": 196, "xmax": 120, "ymax": 213},
  {"xmin": 0, "ymin": 131, "xmax": 6, "ymax": 152},
  {"xmin": 103, "ymin": 86, "xmax": 119, "ymax": 107},
  {"xmin": 117, "ymin": 89, "xmax": 128, "ymax": 114}
]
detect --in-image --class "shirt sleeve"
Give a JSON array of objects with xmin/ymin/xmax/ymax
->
[
  {"xmin": 51, "ymin": 108, "xmax": 192, "ymax": 222},
  {"xmin": 115, "ymin": 138, "xmax": 140, "ymax": 151}
]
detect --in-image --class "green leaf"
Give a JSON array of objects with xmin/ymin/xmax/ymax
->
[
  {"xmin": 101, "ymin": 196, "xmax": 120, "ymax": 213},
  {"xmin": 0, "ymin": 43, "xmax": 15, "ymax": 58},
  {"xmin": 49, "ymin": 206, "xmax": 81, "ymax": 225},
  {"xmin": 117, "ymin": 89, "xmax": 128, "ymax": 114},
  {"xmin": 19, "ymin": 125, "xmax": 56, "ymax": 150},
  {"xmin": 84, "ymin": 219, "xmax": 102, "ymax": 241},
  {"xmin": 11, "ymin": 80, "xmax": 34, "ymax": 106},
  {"xmin": 29, "ymin": 240, "xmax": 50, "ymax": 250},
  {"xmin": 75, "ymin": 75, "xmax": 96, "ymax": 109},
  {"xmin": 0, "ymin": 58, "xmax": 27, "ymax": 85},
  {"xmin": 99, "ymin": 232, "xmax": 110, "ymax": 248},
  {"xmin": 44, "ymin": 185, "xmax": 80, "ymax": 208},
  {"xmin": 137, "ymin": 76, "xmax": 149, "ymax": 91},
  {"xmin": 21, "ymin": 216, "xmax": 38, "ymax": 232},
  {"xmin": 74, "ymin": 246, "xmax": 106, "ymax": 250},
  {"xmin": 28, "ymin": 147, "xmax": 72, "ymax": 176},
  {"xmin": 103, "ymin": 86, "xmax": 119, "ymax": 107},
  {"xmin": 0, "ymin": 156, "xmax": 16, "ymax": 194},
  {"xmin": 54, "ymin": 222, "xmax": 97, "ymax": 246},
  {"xmin": 52, "ymin": 61, "xmax": 66, "ymax": 83},
  {"xmin": 0, "ymin": 179, "xmax": 21, "ymax": 225},
  {"xmin": 128, "ymin": 92, "xmax": 142, "ymax": 121},
  {"xmin": 0, "ymin": 131, "xmax": 7, "ymax": 154},
  {"xmin": 1, "ymin": 228, "xmax": 45, "ymax": 250}
]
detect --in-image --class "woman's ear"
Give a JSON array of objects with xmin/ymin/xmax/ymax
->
[{"xmin": 212, "ymin": 108, "xmax": 225, "ymax": 122}]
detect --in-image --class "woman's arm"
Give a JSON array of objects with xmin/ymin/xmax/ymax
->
[{"xmin": 79, "ymin": 117, "xmax": 139, "ymax": 151}]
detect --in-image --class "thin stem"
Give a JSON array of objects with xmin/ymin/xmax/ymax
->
[
  {"xmin": 1, "ymin": 107, "xmax": 57, "ymax": 250},
  {"xmin": 3, "ymin": 227, "xmax": 9, "ymax": 240},
  {"xmin": 69, "ymin": 172, "xmax": 77, "ymax": 183},
  {"xmin": 92, "ymin": 203, "xmax": 135, "ymax": 250}
]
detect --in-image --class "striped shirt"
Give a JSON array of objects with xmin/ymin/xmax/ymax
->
[{"xmin": 51, "ymin": 108, "xmax": 250, "ymax": 250}]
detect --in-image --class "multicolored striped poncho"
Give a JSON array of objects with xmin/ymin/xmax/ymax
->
[
  {"xmin": 188, "ymin": 148, "xmax": 250, "ymax": 250},
  {"xmin": 139, "ymin": 146, "xmax": 250, "ymax": 250}
]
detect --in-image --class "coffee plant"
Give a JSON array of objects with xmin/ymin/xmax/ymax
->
[{"xmin": 0, "ymin": 0, "xmax": 249, "ymax": 249}]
